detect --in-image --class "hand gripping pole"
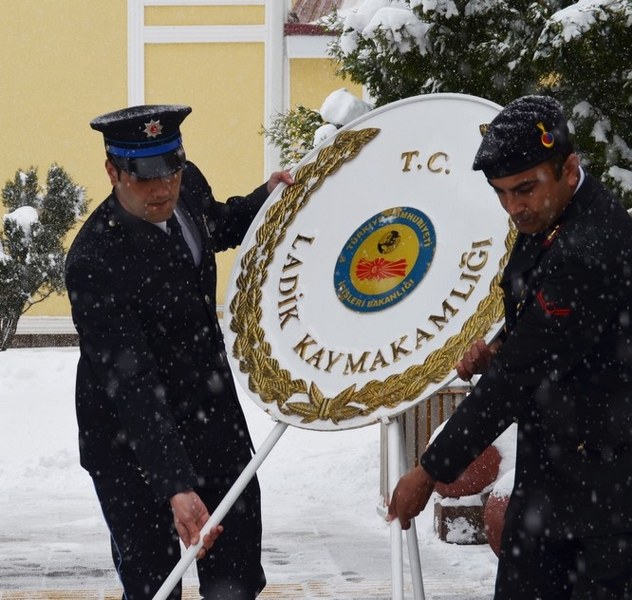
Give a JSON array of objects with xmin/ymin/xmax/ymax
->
[{"xmin": 153, "ymin": 420, "xmax": 289, "ymax": 600}]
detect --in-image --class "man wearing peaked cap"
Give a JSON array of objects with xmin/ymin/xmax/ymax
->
[
  {"xmin": 66, "ymin": 104, "xmax": 293, "ymax": 599},
  {"xmin": 389, "ymin": 95, "xmax": 632, "ymax": 598},
  {"xmin": 90, "ymin": 104, "xmax": 191, "ymax": 180}
]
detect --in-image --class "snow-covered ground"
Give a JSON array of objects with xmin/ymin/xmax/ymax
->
[{"xmin": 0, "ymin": 347, "xmax": 498, "ymax": 598}]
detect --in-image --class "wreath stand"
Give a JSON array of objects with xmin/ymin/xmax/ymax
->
[
  {"xmin": 381, "ymin": 416, "xmax": 426, "ymax": 600},
  {"xmin": 153, "ymin": 416, "xmax": 427, "ymax": 600}
]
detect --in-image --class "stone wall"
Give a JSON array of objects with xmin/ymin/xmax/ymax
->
[
  {"xmin": 10, "ymin": 333, "xmax": 78, "ymax": 348},
  {"xmin": 10, "ymin": 317, "xmax": 78, "ymax": 348}
]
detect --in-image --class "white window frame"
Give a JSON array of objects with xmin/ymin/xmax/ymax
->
[{"xmin": 127, "ymin": 0, "xmax": 287, "ymax": 173}]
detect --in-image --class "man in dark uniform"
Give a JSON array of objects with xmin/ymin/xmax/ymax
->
[
  {"xmin": 388, "ymin": 96, "xmax": 632, "ymax": 599},
  {"xmin": 65, "ymin": 104, "xmax": 293, "ymax": 599}
]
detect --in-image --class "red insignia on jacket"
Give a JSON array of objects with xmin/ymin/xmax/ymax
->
[
  {"xmin": 536, "ymin": 290, "xmax": 571, "ymax": 316},
  {"xmin": 542, "ymin": 223, "xmax": 561, "ymax": 249}
]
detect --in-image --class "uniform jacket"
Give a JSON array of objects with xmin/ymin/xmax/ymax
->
[
  {"xmin": 422, "ymin": 172, "xmax": 632, "ymax": 537},
  {"xmin": 65, "ymin": 161, "xmax": 269, "ymax": 501}
]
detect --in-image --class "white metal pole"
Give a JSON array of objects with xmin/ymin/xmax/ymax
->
[
  {"xmin": 397, "ymin": 418, "xmax": 425, "ymax": 600},
  {"xmin": 385, "ymin": 418, "xmax": 405, "ymax": 600},
  {"xmin": 153, "ymin": 420, "xmax": 289, "ymax": 600},
  {"xmin": 127, "ymin": 0, "xmax": 145, "ymax": 106},
  {"xmin": 405, "ymin": 524, "xmax": 425, "ymax": 600},
  {"xmin": 264, "ymin": 0, "xmax": 286, "ymax": 175}
]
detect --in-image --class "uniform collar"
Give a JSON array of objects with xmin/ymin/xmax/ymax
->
[{"xmin": 154, "ymin": 220, "xmax": 168, "ymax": 233}]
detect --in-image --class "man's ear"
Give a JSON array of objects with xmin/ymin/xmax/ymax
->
[
  {"xmin": 563, "ymin": 153, "xmax": 580, "ymax": 187},
  {"xmin": 105, "ymin": 160, "xmax": 119, "ymax": 186}
]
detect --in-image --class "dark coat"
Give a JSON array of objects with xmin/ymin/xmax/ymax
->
[
  {"xmin": 65, "ymin": 161, "xmax": 268, "ymax": 501},
  {"xmin": 422, "ymin": 172, "xmax": 632, "ymax": 537}
]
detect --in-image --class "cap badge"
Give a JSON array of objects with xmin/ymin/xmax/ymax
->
[
  {"xmin": 536, "ymin": 122, "xmax": 555, "ymax": 149},
  {"xmin": 143, "ymin": 119, "xmax": 163, "ymax": 138}
]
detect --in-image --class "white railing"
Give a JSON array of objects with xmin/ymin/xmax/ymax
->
[{"xmin": 15, "ymin": 316, "xmax": 77, "ymax": 335}]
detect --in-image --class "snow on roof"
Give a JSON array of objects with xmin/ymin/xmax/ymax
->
[{"xmin": 290, "ymin": 0, "xmax": 366, "ymax": 23}]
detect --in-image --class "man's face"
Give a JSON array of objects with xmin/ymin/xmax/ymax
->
[
  {"xmin": 106, "ymin": 160, "xmax": 183, "ymax": 223},
  {"xmin": 488, "ymin": 154, "xmax": 580, "ymax": 234}
]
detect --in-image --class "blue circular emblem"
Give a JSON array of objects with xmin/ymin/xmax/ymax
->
[{"xmin": 333, "ymin": 207, "xmax": 436, "ymax": 313}]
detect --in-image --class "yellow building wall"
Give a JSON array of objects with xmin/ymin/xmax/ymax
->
[
  {"xmin": 145, "ymin": 41, "xmax": 266, "ymax": 302},
  {"xmin": 0, "ymin": 0, "xmax": 128, "ymax": 317},
  {"xmin": 144, "ymin": 4, "xmax": 264, "ymax": 26},
  {"xmin": 142, "ymin": 3, "xmax": 268, "ymax": 303},
  {"xmin": 289, "ymin": 57, "xmax": 363, "ymax": 111},
  {"xmin": 0, "ymin": 2, "xmax": 355, "ymax": 319}
]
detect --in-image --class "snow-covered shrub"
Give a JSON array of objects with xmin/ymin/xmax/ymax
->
[
  {"xmin": 261, "ymin": 105, "xmax": 324, "ymax": 168},
  {"xmin": 262, "ymin": 89, "xmax": 373, "ymax": 168},
  {"xmin": 0, "ymin": 165, "xmax": 88, "ymax": 350}
]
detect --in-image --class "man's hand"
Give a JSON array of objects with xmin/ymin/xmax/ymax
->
[
  {"xmin": 266, "ymin": 170, "xmax": 294, "ymax": 194},
  {"xmin": 170, "ymin": 490, "xmax": 223, "ymax": 560},
  {"xmin": 386, "ymin": 465, "xmax": 435, "ymax": 530},
  {"xmin": 455, "ymin": 338, "xmax": 502, "ymax": 381}
]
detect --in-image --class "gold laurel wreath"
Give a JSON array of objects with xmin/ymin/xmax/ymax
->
[{"xmin": 229, "ymin": 127, "xmax": 517, "ymax": 425}]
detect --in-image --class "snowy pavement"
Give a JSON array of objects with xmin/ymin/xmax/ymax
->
[{"xmin": 0, "ymin": 348, "xmax": 497, "ymax": 599}]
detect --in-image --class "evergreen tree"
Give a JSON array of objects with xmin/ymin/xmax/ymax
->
[
  {"xmin": 0, "ymin": 165, "xmax": 88, "ymax": 350},
  {"xmin": 535, "ymin": 0, "xmax": 632, "ymax": 206},
  {"xmin": 327, "ymin": 0, "xmax": 570, "ymax": 106},
  {"xmin": 319, "ymin": 0, "xmax": 631, "ymax": 205}
]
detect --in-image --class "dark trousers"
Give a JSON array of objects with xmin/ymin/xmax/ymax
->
[
  {"xmin": 495, "ymin": 526, "xmax": 632, "ymax": 599},
  {"xmin": 93, "ymin": 470, "xmax": 266, "ymax": 600}
]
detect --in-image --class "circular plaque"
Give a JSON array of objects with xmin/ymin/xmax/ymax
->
[{"xmin": 224, "ymin": 93, "xmax": 514, "ymax": 431}]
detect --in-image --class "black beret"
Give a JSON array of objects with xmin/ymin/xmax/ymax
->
[
  {"xmin": 473, "ymin": 95, "xmax": 573, "ymax": 179},
  {"xmin": 90, "ymin": 104, "xmax": 192, "ymax": 180}
]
